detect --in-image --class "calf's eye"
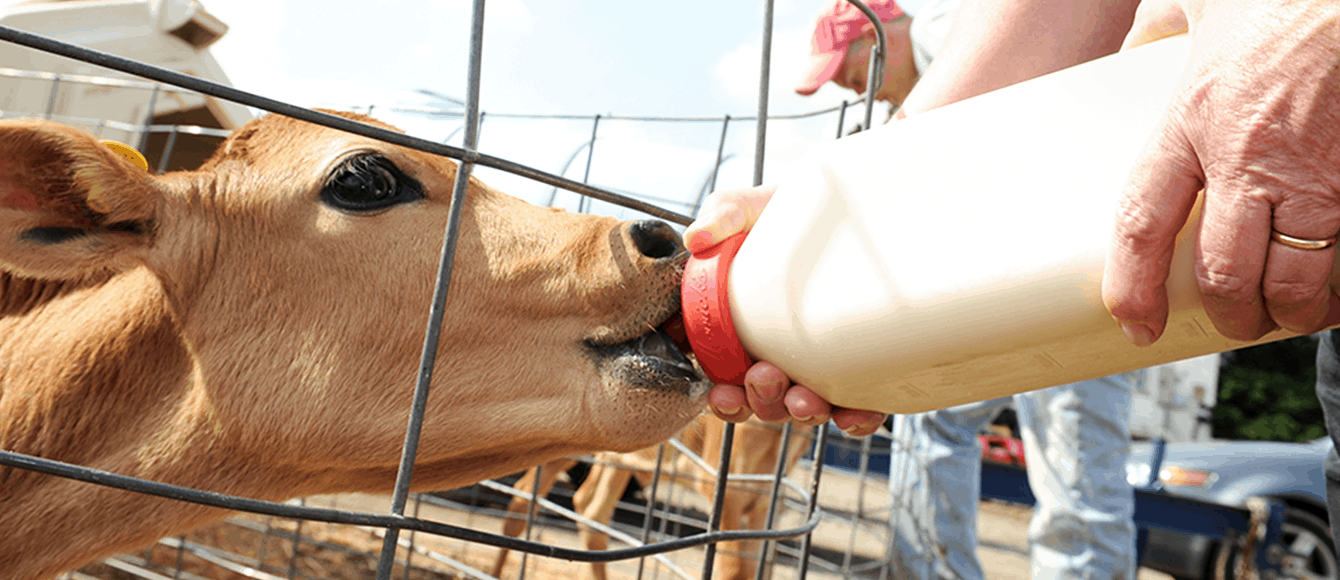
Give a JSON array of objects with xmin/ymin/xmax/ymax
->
[{"xmin": 321, "ymin": 154, "xmax": 423, "ymax": 212}]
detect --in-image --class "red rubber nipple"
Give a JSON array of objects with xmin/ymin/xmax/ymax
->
[{"xmin": 680, "ymin": 232, "xmax": 754, "ymax": 385}]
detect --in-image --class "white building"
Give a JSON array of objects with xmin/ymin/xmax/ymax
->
[
  {"xmin": 1130, "ymin": 355, "xmax": 1220, "ymax": 442},
  {"xmin": 0, "ymin": 0, "xmax": 250, "ymax": 171}
]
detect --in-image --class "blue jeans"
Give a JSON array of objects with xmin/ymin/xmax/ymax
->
[
  {"xmin": 1315, "ymin": 331, "xmax": 1340, "ymax": 555},
  {"xmin": 887, "ymin": 372, "xmax": 1140, "ymax": 580}
]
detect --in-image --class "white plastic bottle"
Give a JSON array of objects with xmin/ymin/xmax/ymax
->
[{"xmin": 681, "ymin": 36, "xmax": 1340, "ymax": 415}]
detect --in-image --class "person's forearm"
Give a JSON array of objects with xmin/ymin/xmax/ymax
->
[{"xmin": 898, "ymin": 0, "xmax": 1140, "ymax": 117}]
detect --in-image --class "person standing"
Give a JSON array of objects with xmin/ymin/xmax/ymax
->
[
  {"xmin": 694, "ymin": 0, "xmax": 1340, "ymax": 566},
  {"xmin": 793, "ymin": 2, "xmax": 1141, "ymax": 579}
]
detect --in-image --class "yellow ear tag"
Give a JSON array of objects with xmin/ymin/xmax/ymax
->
[{"xmin": 102, "ymin": 140, "xmax": 149, "ymax": 172}]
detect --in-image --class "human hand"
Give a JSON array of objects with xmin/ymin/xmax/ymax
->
[
  {"xmin": 1103, "ymin": 0, "xmax": 1340, "ymax": 344},
  {"xmin": 684, "ymin": 184, "xmax": 777, "ymax": 254},
  {"xmin": 685, "ymin": 185, "xmax": 887, "ymax": 437},
  {"xmin": 1120, "ymin": 0, "xmax": 1192, "ymax": 49}
]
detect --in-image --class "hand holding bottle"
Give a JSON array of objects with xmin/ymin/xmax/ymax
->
[
  {"xmin": 685, "ymin": 185, "xmax": 887, "ymax": 437},
  {"xmin": 1104, "ymin": 0, "xmax": 1340, "ymax": 344}
]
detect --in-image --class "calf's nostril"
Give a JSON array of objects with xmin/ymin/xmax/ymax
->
[{"xmin": 628, "ymin": 220, "xmax": 683, "ymax": 259}]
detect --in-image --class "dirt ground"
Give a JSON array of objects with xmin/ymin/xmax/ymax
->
[
  {"xmin": 73, "ymin": 511, "xmax": 458, "ymax": 580},
  {"xmin": 76, "ymin": 468, "xmax": 1177, "ymax": 580}
]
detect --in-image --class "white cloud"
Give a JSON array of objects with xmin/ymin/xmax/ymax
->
[
  {"xmin": 409, "ymin": 42, "xmax": 437, "ymax": 60},
  {"xmin": 487, "ymin": 0, "xmax": 534, "ymax": 33},
  {"xmin": 711, "ymin": 26, "xmax": 845, "ymax": 116},
  {"xmin": 713, "ymin": 40, "xmax": 762, "ymax": 109},
  {"xmin": 428, "ymin": 0, "xmax": 533, "ymax": 34},
  {"xmin": 205, "ymin": 0, "xmax": 291, "ymax": 97},
  {"xmin": 707, "ymin": 22, "xmax": 871, "ymax": 189},
  {"xmin": 196, "ymin": 0, "xmax": 861, "ymax": 227},
  {"xmin": 467, "ymin": 119, "xmax": 719, "ymax": 221}
]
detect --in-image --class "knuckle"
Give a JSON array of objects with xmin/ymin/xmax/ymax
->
[
  {"xmin": 1105, "ymin": 291, "xmax": 1158, "ymax": 323},
  {"xmin": 1110, "ymin": 196, "xmax": 1168, "ymax": 253},
  {"xmin": 1274, "ymin": 314, "xmax": 1329, "ymax": 335},
  {"xmin": 1261, "ymin": 276, "xmax": 1325, "ymax": 305},
  {"xmin": 1197, "ymin": 265, "xmax": 1258, "ymax": 303}
]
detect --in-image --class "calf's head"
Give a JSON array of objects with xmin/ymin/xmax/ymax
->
[{"xmin": 0, "ymin": 112, "xmax": 707, "ymax": 556}]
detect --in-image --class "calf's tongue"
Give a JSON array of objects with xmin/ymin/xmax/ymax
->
[{"xmin": 659, "ymin": 314, "xmax": 692, "ymax": 356}]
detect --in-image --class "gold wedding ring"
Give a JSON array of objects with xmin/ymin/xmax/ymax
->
[{"xmin": 1271, "ymin": 230, "xmax": 1338, "ymax": 251}]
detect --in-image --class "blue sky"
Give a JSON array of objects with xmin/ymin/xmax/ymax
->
[
  {"xmin": 210, "ymin": 0, "xmax": 842, "ymax": 120},
  {"xmin": 203, "ymin": 0, "xmax": 907, "ymax": 221}
]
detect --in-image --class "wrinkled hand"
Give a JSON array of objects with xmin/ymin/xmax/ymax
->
[
  {"xmin": 685, "ymin": 185, "xmax": 886, "ymax": 437},
  {"xmin": 1104, "ymin": 0, "xmax": 1340, "ymax": 345}
]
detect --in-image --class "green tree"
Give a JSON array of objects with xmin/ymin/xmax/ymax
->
[{"xmin": 1214, "ymin": 336, "xmax": 1325, "ymax": 442}]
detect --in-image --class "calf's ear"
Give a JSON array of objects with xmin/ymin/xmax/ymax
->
[{"xmin": 0, "ymin": 119, "xmax": 160, "ymax": 280}]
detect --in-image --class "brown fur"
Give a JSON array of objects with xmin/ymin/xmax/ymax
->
[
  {"xmin": 0, "ymin": 113, "xmax": 708, "ymax": 579},
  {"xmin": 492, "ymin": 416, "xmax": 812, "ymax": 580}
]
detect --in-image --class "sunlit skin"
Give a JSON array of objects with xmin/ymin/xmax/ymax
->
[
  {"xmin": 1105, "ymin": 0, "xmax": 1340, "ymax": 345},
  {"xmin": 685, "ymin": 15, "xmax": 919, "ymax": 436},
  {"xmin": 685, "ymin": 185, "xmax": 887, "ymax": 437},
  {"xmin": 696, "ymin": 0, "xmax": 1340, "ymax": 437},
  {"xmin": 876, "ymin": 0, "xmax": 1340, "ymax": 343},
  {"xmin": 684, "ymin": 14, "xmax": 917, "ymax": 435}
]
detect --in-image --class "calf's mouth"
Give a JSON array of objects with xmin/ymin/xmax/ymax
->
[
  {"xmin": 582, "ymin": 219, "xmax": 708, "ymax": 398},
  {"xmin": 586, "ymin": 312, "xmax": 708, "ymax": 398}
]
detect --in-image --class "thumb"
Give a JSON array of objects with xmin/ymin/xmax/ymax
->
[
  {"xmin": 684, "ymin": 184, "xmax": 777, "ymax": 255},
  {"xmin": 1122, "ymin": 0, "xmax": 1190, "ymax": 50}
]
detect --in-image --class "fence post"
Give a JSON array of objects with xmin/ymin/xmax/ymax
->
[{"xmin": 374, "ymin": 0, "xmax": 488, "ymax": 577}]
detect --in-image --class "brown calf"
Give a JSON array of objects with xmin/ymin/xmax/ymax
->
[
  {"xmin": 492, "ymin": 415, "xmax": 812, "ymax": 580},
  {"xmin": 0, "ymin": 113, "xmax": 709, "ymax": 580}
]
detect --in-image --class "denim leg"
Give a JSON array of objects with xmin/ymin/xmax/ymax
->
[
  {"xmin": 889, "ymin": 397, "xmax": 1011, "ymax": 580},
  {"xmin": 1314, "ymin": 330, "xmax": 1340, "ymax": 557},
  {"xmin": 1015, "ymin": 373, "xmax": 1138, "ymax": 580}
]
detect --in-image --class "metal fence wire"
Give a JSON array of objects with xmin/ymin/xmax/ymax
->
[{"xmin": 0, "ymin": 1, "xmax": 905, "ymax": 580}]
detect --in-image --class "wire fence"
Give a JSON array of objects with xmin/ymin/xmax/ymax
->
[
  {"xmin": 0, "ymin": 1, "xmax": 902, "ymax": 579},
  {"xmin": 7, "ymin": 2, "xmax": 1316, "ymax": 580},
  {"xmin": 44, "ymin": 430, "xmax": 897, "ymax": 580}
]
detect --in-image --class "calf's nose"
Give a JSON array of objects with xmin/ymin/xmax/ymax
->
[{"xmin": 628, "ymin": 220, "xmax": 684, "ymax": 260}]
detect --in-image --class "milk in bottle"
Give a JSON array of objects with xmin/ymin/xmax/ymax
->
[{"xmin": 680, "ymin": 36, "xmax": 1340, "ymax": 414}]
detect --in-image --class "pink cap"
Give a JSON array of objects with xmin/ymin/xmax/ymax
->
[
  {"xmin": 795, "ymin": 0, "xmax": 907, "ymax": 96},
  {"xmin": 681, "ymin": 233, "xmax": 754, "ymax": 385}
]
